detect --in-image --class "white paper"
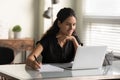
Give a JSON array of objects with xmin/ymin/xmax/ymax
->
[{"xmin": 39, "ymin": 64, "xmax": 64, "ymax": 72}]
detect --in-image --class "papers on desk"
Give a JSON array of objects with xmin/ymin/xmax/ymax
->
[{"xmin": 38, "ymin": 64, "xmax": 64, "ymax": 72}]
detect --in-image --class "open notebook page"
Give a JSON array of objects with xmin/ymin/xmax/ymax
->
[{"xmin": 38, "ymin": 64, "xmax": 64, "ymax": 72}]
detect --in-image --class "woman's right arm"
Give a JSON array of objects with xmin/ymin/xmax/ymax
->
[{"xmin": 26, "ymin": 43, "xmax": 43, "ymax": 70}]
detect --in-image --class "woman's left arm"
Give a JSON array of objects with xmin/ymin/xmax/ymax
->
[{"xmin": 71, "ymin": 36, "xmax": 80, "ymax": 51}]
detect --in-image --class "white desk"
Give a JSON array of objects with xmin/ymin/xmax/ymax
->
[{"xmin": 0, "ymin": 61, "xmax": 120, "ymax": 80}]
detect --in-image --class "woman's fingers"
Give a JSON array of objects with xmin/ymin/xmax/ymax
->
[{"xmin": 32, "ymin": 61, "xmax": 42, "ymax": 70}]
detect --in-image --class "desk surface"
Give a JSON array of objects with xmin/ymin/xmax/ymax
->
[{"xmin": 0, "ymin": 61, "xmax": 120, "ymax": 80}]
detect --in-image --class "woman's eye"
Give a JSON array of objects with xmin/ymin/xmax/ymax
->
[{"xmin": 73, "ymin": 24, "xmax": 76, "ymax": 26}]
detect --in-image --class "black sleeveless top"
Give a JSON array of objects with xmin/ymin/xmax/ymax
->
[{"xmin": 36, "ymin": 35, "xmax": 82, "ymax": 63}]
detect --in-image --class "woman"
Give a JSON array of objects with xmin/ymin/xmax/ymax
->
[{"xmin": 26, "ymin": 7, "xmax": 83, "ymax": 69}]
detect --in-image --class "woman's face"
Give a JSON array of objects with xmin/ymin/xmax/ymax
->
[{"xmin": 58, "ymin": 16, "xmax": 76, "ymax": 36}]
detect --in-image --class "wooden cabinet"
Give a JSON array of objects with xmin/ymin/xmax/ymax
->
[{"xmin": 0, "ymin": 38, "xmax": 34, "ymax": 63}]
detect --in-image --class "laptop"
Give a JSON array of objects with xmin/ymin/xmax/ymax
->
[{"xmin": 60, "ymin": 46, "xmax": 107, "ymax": 70}]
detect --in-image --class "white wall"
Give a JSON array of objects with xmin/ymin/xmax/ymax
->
[{"xmin": 0, "ymin": 0, "xmax": 35, "ymax": 39}]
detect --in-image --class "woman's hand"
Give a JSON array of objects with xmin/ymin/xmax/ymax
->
[
  {"xmin": 56, "ymin": 34, "xmax": 75, "ymax": 42},
  {"xmin": 26, "ymin": 58, "xmax": 42, "ymax": 70},
  {"xmin": 32, "ymin": 60, "xmax": 42, "ymax": 70},
  {"xmin": 65, "ymin": 35, "xmax": 76, "ymax": 41},
  {"xmin": 56, "ymin": 34, "xmax": 79, "ymax": 50},
  {"xmin": 26, "ymin": 44, "xmax": 43, "ymax": 70}
]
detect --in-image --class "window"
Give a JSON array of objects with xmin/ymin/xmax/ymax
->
[
  {"xmin": 84, "ymin": 0, "xmax": 120, "ymax": 16},
  {"xmin": 83, "ymin": 0, "xmax": 120, "ymax": 54}
]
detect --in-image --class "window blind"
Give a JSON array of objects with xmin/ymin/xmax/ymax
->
[
  {"xmin": 83, "ymin": 23, "xmax": 120, "ymax": 53},
  {"xmin": 83, "ymin": 0, "xmax": 120, "ymax": 55}
]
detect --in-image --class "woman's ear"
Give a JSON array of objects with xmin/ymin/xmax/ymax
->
[{"xmin": 57, "ymin": 20, "xmax": 61, "ymax": 28}]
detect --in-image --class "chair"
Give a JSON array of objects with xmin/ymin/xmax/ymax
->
[{"xmin": 0, "ymin": 47, "xmax": 14, "ymax": 65}]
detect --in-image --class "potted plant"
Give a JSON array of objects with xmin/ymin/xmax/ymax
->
[{"xmin": 12, "ymin": 25, "xmax": 22, "ymax": 39}]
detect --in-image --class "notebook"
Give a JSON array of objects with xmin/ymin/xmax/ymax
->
[{"xmin": 61, "ymin": 46, "xmax": 107, "ymax": 70}]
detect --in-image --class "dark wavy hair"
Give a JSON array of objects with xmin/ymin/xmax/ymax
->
[{"xmin": 42, "ymin": 7, "xmax": 77, "ymax": 38}]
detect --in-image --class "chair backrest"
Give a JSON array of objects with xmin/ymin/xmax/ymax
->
[{"xmin": 0, "ymin": 47, "xmax": 14, "ymax": 65}]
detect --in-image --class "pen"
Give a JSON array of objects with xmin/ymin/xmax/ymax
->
[{"xmin": 34, "ymin": 55, "xmax": 39, "ymax": 63}]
